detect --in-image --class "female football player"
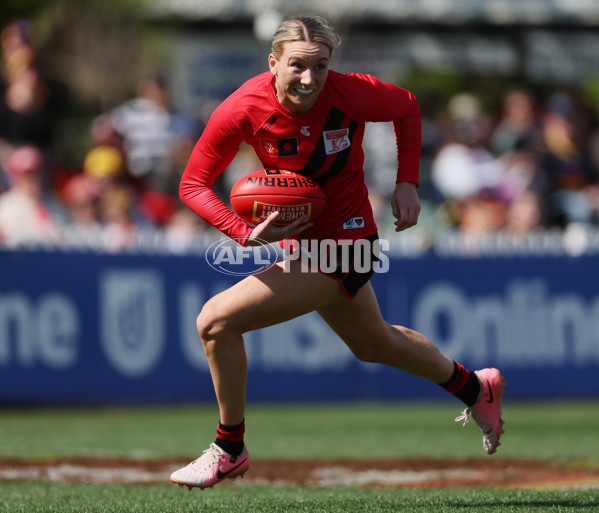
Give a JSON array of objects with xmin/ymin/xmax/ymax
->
[{"xmin": 170, "ymin": 14, "xmax": 505, "ymax": 490}]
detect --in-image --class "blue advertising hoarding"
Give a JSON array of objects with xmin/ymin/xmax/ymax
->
[{"xmin": 0, "ymin": 248, "xmax": 598, "ymax": 403}]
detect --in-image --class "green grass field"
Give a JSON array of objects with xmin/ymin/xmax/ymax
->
[
  {"xmin": 1, "ymin": 400, "xmax": 598, "ymax": 512},
  {"xmin": 2, "ymin": 482, "xmax": 598, "ymax": 513}
]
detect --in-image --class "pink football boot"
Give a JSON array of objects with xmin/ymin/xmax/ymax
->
[
  {"xmin": 455, "ymin": 368, "xmax": 506, "ymax": 454},
  {"xmin": 171, "ymin": 443, "xmax": 250, "ymax": 490}
]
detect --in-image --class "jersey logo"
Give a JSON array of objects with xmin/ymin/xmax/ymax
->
[
  {"xmin": 299, "ymin": 107, "xmax": 356, "ymax": 186},
  {"xmin": 323, "ymin": 128, "xmax": 350, "ymax": 155},
  {"xmin": 260, "ymin": 137, "xmax": 298, "ymax": 157},
  {"xmin": 300, "ymin": 126, "xmax": 310, "ymax": 136},
  {"xmin": 343, "ymin": 216, "xmax": 365, "ymax": 230},
  {"xmin": 260, "ymin": 115, "xmax": 279, "ymax": 133}
]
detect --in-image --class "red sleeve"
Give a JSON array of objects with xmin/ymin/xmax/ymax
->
[
  {"xmin": 346, "ymin": 74, "xmax": 421, "ymax": 186},
  {"xmin": 179, "ymin": 101, "xmax": 254, "ymax": 246},
  {"xmin": 389, "ymin": 85, "xmax": 421, "ymax": 187}
]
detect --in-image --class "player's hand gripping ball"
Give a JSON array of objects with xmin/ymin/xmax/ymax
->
[{"xmin": 230, "ymin": 169, "xmax": 326, "ymax": 226}]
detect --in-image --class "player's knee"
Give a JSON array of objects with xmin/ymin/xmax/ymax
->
[{"xmin": 196, "ymin": 299, "xmax": 227, "ymax": 343}]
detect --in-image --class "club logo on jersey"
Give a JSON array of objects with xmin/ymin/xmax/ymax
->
[
  {"xmin": 342, "ymin": 216, "xmax": 365, "ymax": 230},
  {"xmin": 260, "ymin": 137, "xmax": 298, "ymax": 157},
  {"xmin": 323, "ymin": 128, "xmax": 350, "ymax": 155},
  {"xmin": 260, "ymin": 115, "xmax": 279, "ymax": 133},
  {"xmin": 300, "ymin": 126, "xmax": 310, "ymax": 136}
]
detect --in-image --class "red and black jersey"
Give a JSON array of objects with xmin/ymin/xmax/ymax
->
[{"xmin": 180, "ymin": 70, "xmax": 421, "ymax": 245}]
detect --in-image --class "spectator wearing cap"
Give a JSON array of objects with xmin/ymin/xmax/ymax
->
[
  {"xmin": 0, "ymin": 145, "xmax": 57, "ymax": 245},
  {"xmin": 83, "ymin": 144, "xmax": 125, "ymax": 181},
  {"xmin": 60, "ymin": 143, "xmax": 126, "ymax": 225},
  {"xmin": 62, "ymin": 173, "xmax": 103, "ymax": 227}
]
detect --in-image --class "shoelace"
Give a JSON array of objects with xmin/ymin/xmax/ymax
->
[
  {"xmin": 190, "ymin": 445, "xmax": 221, "ymax": 471},
  {"xmin": 455, "ymin": 408, "xmax": 471, "ymax": 426},
  {"xmin": 456, "ymin": 407, "xmax": 494, "ymax": 437}
]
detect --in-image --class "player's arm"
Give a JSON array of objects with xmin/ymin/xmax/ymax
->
[
  {"xmin": 372, "ymin": 79, "xmax": 422, "ymax": 230},
  {"xmin": 180, "ymin": 117, "xmax": 312, "ymax": 246},
  {"xmin": 180, "ymin": 146, "xmax": 255, "ymax": 244},
  {"xmin": 352, "ymin": 73, "xmax": 422, "ymax": 188},
  {"xmin": 391, "ymin": 181, "xmax": 421, "ymax": 232},
  {"xmin": 179, "ymin": 99, "xmax": 259, "ymax": 245}
]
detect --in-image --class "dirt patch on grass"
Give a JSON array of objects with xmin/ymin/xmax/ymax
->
[{"xmin": 1, "ymin": 457, "xmax": 598, "ymax": 490}]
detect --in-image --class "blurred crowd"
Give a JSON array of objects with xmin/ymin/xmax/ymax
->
[
  {"xmin": 365, "ymin": 87, "xmax": 599, "ymax": 241},
  {"xmin": 1, "ymin": 19, "xmax": 599, "ymax": 253},
  {"xmin": 0, "ymin": 19, "xmax": 207, "ymax": 252}
]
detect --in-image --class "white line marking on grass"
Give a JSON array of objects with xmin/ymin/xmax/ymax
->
[{"xmin": 310, "ymin": 467, "xmax": 484, "ymax": 487}]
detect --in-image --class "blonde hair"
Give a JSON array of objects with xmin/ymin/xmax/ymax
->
[{"xmin": 271, "ymin": 15, "xmax": 342, "ymax": 59}]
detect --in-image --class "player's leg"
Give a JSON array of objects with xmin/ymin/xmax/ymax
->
[
  {"xmin": 317, "ymin": 281, "xmax": 455, "ymax": 381},
  {"xmin": 317, "ymin": 281, "xmax": 505, "ymax": 454},
  {"xmin": 171, "ymin": 259, "xmax": 345, "ymax": 489},
  {"xmin": 197, "ymin": 259, "xmax": 344, "ymax": 426}
]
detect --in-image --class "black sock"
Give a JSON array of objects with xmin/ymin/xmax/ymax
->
[
  {"xmin": 214, "ymin": 419, "xmax": 245, "ymax": 456},
  {"xmin": 439, "ymin": 361, "xmax": 481, "ymax": 407}
]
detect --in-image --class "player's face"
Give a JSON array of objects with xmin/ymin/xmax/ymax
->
[{"xmin": 269, "ymin": 41, "xmax": 330, "ymax": 114}]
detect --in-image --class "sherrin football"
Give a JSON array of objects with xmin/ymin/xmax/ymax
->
[{"xmin": 230, "ymin": 169, "xmax": 326, "ymax": 226}]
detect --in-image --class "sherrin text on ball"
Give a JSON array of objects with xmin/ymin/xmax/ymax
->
[{"xmin": 230, "ymin": 169, "xmax": 326, "ymax": 226}]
